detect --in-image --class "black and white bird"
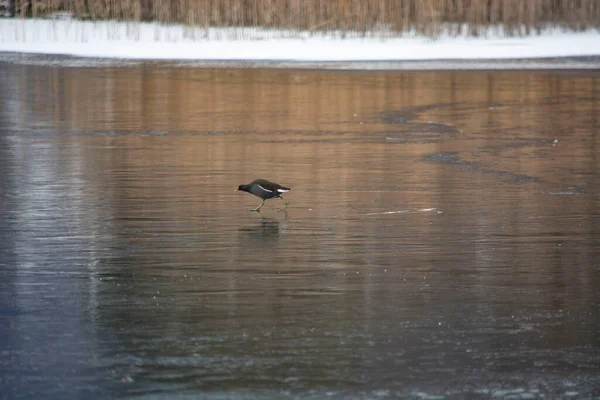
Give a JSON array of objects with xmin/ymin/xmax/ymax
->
[{"xmin": 236, "ymin": 179, "xmax": 291, "ymax": 212}]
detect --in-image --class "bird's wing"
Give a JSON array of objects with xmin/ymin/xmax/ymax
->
[
  {"xmin": 256, "ymin": 183, "xmax": 274, "ymax": 193},
  {"xmin": 253, "ymin": 179, "xmax": 280, "ymax": 191}
]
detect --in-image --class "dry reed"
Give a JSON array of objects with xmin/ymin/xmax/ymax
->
[{"xmin": 7, "ymin": 0, "xmax": 600, "ymax": 36}]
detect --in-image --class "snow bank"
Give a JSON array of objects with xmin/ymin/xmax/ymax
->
[{"xmin": 1, "ymin": 19, "xmax": 599, "ymax": 64}]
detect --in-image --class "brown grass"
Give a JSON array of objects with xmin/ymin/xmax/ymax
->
[{"xmin": 8, "ymin": 0, "xmax": 600, "ymax": 36}]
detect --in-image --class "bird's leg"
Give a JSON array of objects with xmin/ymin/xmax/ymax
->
[
  {"xmin": 250, "ymin": 199, "xmax": 265, "ymax": 212},
  {"xmin": 277, "ymin": 197, "xmax": 288, "ymax": 212}
]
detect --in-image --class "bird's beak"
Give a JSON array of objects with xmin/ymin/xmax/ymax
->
[{"xmin": 235, "ymin": 189, "xmax": 238, "ymax": 191}]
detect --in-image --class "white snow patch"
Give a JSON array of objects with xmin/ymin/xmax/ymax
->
[
  {"xmin": 365, "ymin": 208, "xmax": 438, "ymax": 216},
  {"xmin": 1, "ymin": 19, "xmax": 600, "ymax": 62}
]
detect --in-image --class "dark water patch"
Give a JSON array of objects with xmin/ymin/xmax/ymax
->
[
  {"xmin": 423, "ymin": 151, "xmax": 596, "ymax": 196},
  {"xmin": 380, "ymin": 103, "xmax": 465, "ymax": 125},
  {"xmin": 409, "ymin": 122, "xmax": 458, "ymax": 134},
  {"xmin": 381, "ymin": 110, "xmax": 416, "ymax": 125},
  {"xmin": 425, "ymin": 151, "xmax": 543, "ymax": 183},
  {"xmin": 424, "ymin": 152, "xmax": 469, "ymax": 165},
  {"xmin": 379, "ymin": 105, "xmax": 460, "ymax": 140}
]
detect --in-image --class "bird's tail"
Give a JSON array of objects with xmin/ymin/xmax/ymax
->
[{"xmin": 277, "ymin": 187, "xmax": 291, "ymax": 193}]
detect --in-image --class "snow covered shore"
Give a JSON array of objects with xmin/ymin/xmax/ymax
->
[{"xmin": 1, "ymin": 19, "xmax": 600, "ymax": 68}]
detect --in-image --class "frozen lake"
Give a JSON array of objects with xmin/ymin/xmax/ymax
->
[{"xmin": 0, "ymin": 64, "xmax": 599, "ymax": 399}]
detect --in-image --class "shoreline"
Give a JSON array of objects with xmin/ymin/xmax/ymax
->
[{"xmin": 2, "ymin": 52, "xmax": 600, "ymax": 71}]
